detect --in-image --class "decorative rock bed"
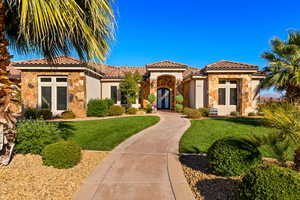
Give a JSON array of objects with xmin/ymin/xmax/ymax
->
[
  {"xmin": 180, "ymin": 154, "xmax": 240, "ymax": 200},
  {"xmin": 0, "ymin": 151, "xmax": 108, "ymax": 200}
]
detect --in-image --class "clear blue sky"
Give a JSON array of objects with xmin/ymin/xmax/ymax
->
[{"xmin": 10, "ymin": 0, "xmax": 300, "ymax": 70}]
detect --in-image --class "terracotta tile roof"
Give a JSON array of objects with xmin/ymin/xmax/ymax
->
[
  {"xmin": 13, "ymin": 55, "xmax": 83, "ymax": 65},
  {"xmin": 205, "ymin": 60, "xmax": 259, "ymax": 71},
  {"xmin": 92, "ymin": 63, "xmax": 146, "ymax": 79},
  {"xmin": 146, "ymin": 61, "xmax": 188, "ymax": 68}
]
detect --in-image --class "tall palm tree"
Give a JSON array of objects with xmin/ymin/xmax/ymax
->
[
  {"xmin": 0, "ymin": 0, "xmax": 115, "ymax": 165},
  {"xmin": 262, "ymin": 31, "xmax": 300, "ymax": 103}
]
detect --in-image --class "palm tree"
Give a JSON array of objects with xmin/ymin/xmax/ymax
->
[
  {"xmin": 261, "ymin": 31, "xmax": 300, "ymax": 103},
  {"xmin": 262, "ymin": 103, "xmax": 300, "ymax": 171},
  {"xmin": 0, "ymin": 0, "xmax": 115, "ymax": 165}
]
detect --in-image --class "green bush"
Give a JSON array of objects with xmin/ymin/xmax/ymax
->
[
  {"xmin": 126, "ymin": 107, "xmax": 137, "ymax": 114},
  {"xmin": 248, "ymin": 112, "xmax": 256, "ymax": 117},
  {"xmin": 42, "ymin": 141, "xmax": 81, "ymax": 169},
  {"xmin": 186, "ymin": 109, "xmax": 201, "ymax": 119},
  {"xmin": 198, "ymin": 108, "xmax": 209, "ymax": 117},
  {"xmin": 230, "ymin": 111, "xmax": 239, "ymax": 116},
  {"xmin": 207, "ymin": 137, "xmax": 261, "ymax": 176},
  {"xmin": 87, "ymin": 98, "xmax": 113, "ymax": 117},
  {"xmin": 24, "ymin": 108, "xmax": 52, "ymax": 120},
  {"xmin": 175, "ymin": 104, "xmax": 183, "ymax": 112},
  {"xmin": 16, "ymin": 120, "xmax": 62, "ymax": 154},
  {"xmin": 61, "ymin": 111, "xmax": 76, "ymax": 119},
  {"xmin": 146, "ymin": 104, "xmax": 153, "ymax": 113},
  {"xmin": 239, "ymin": 164, "xmax": 300, "ymax": 200},
  {"xmin": 175, "ymin": 95, "xmax": 184, "ymax": 104},
  {"xmin": 257, "ymin": 111, "xmax": 265, "ymax": 116},
  {"xmin": 24, "ymin": 108, "xmax": 38, "ymax": 119},
  {"xmin": 147, "ymin": 94, "xmax": 156, "ymax": 104},
  {"xmin": 183, "ymin": 107, "xmax": 193, "ymax": 115},
  {"xmin": 108, "ymin": 105, "xmax": 125, "ymax": 116}
]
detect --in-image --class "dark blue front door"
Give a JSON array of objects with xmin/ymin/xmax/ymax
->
[{"xmin": 157, "ymin": 88, "xmax": 170, "ymax": 109}]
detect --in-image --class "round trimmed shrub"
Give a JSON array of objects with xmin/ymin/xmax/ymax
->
[
  {"xmin": 198, "ymin": 108, "xmax": 209, "ymax": 117},
  {"xmin": 146, "ymin": 104, "xmax": 153, "ymax": 113},
  {"xmin": 108, "ymin": 105, "xmax": 125, "ymax": 116},
  {"xmin": 16, "ymin": 120, "xmax": 62, "ymax": 154},
  {"xmin": 248, "ymin": 112, "xmax": 256, "ymax": 117},
  {"xmin": 42, "ymin": 141, "xmax": 81, "ymax": 169},
  {"xmin": 61, "ymin": 111, "xmax": 76, "ymax": 119},
  {"xmin": 126, "ymin": 107, "xmax": 137, "ymax": 114},
  {"xmin": 186, "ymin": 109, "xmax": 201, "ymax": 119},
  {"xmin": 87, "ymin": 99, "xmax": 113, "ymax": 117},
  {"xmin": 175, "ymin": 95, "xmax": 184, "ymax": 104},
  {"xmin": 207, "ymin": 137, "xmax": 261, "ymax": 176},
  {"xmin": 175, "ymin": 104, "xmax": 183, "ymax": 112},
  {"xmin": 239, "ymin": 164, "xmax": 300, "ymax": 200}
]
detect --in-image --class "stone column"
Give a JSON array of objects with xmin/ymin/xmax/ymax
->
[
  {"xmin": 240, "ymin": 75, "xmax": 252, "ymax": 115},
  {"xmin": 149, "ymin": 78, "xmax": 157, "ymax": 108}
]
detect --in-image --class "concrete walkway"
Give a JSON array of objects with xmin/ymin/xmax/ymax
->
[{"xmin": 75, "ymin": 112, "xmax": 195, "ymax": 200}]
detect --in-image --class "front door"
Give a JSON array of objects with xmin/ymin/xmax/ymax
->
[{"xmin": 157, "ymin": 88, "xmax": 170, "ymax": 109}]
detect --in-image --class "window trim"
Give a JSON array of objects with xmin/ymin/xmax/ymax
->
[{"xmin": 38, "ymin": 76, "xmax": 68, "ymax": 114}]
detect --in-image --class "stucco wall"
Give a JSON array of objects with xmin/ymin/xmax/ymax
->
[
  {"xmin": 86, "ymin": 73, "xmax": 101, "ymax": 102},
  {"xmin": 195, "ymin": 79, "xmax": 206, "ymax": 108},
  {"xmin": 21, "ymin": 70, "xmax": 86, "ymax": 117},
  {"xmin": 101, "ymin": 81, "xmax": 139, "ymax": 108}
]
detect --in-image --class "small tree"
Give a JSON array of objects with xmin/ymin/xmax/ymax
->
[
  {"xmin": 119, "ymin": 72, "xmax": 142, "ymax": 108},
  {"xmin": 175, "ymin": 95, "xmax": 184, "ymax": 112}
]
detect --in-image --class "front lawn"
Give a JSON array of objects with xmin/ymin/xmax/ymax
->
[
  {"xmin": 61, "ymin": 116, "xmax": 160, "ymax": 150},
  {"xmin": 179, "ymin": 118, "xmax": 297, "ymax": 160}
]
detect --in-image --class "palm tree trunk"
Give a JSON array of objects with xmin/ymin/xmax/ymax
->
[{"xmin": 0, "ymin": 2, "xmax": 16, "ymax": 165}]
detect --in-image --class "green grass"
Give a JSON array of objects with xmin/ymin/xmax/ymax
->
[
  {"xmin": 60, "ymin": 116, "xmax": 160, "ymax": 151},
  {"xmin": 179, "ymin": 118, "xmax": 297, "ymax": 160}
]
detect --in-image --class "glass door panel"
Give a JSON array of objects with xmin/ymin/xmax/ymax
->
[
  {"xmin": 57, "ymin": 86, "xmax": 67, "ymax": 110},
  {"xmin": 41, "ymin": 86, "xmax": 52, "ymax": 109}
]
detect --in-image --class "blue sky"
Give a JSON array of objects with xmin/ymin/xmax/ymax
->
[{"xmin": 9, "ymin": 0, "xmax": 300, "ymax": 92}]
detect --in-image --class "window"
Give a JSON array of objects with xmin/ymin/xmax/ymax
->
[
  {"xmin": 41, "ymin": 86, "xmax": 52, "ymax": 109},
  {"xmin": 219, "ymin": 80, "xmax": 226, "ymax": 84},
  {"xmin": 218, "ymin": 88, "xmax": 226, "ymax": 105},
  {"xmin": 57, "ymin": 87, "xmax": 67, "ymax": 110},
  {"xmin": 230, "ymin": 88, "xmax": 237, "ymax": 105},
  {"xmin": 39, "ymin": 76, "xmax": 68, "ymax": 114},
  {"xmin": 110, "ymin": 86, "xmax": 117, "ymax": 104}
]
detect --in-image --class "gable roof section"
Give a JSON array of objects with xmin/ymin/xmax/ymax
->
[
  {"xmin": 146, "ymin": 61, "xmax": 188, "ymax": 69},
  {"xmin": 205, "ymin": 60, "xmax": 259, "ymax": 71},
  {"xmin": 12, "ymin": 56, "xmax": 105, "ymax": 77}
]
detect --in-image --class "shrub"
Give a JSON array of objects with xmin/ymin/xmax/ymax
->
[
  {"xmin": 42, "ymin": 141, "xmax": 81, "ymax": 169},
  {"xmin": 24, "ymin": 108, "xmax": 38, "ymax": 119},
  {"xmin": 61, "ymin": 111, "xmax": 76, "ymax": 119},
  {"xmin": 186, "ymin": 109, "xmax": 201, "ymax": 119},
  {"xmin": 198, "ymin": 108, "xmax": 209, "ymax": 117},
  {"xmin": 248, "ymin": 112, "xmax": 256, "ymax": 117},
  {"xmin": 175, "ymin": 95, "xmax": 184, "ymax": 104},
  {"xmin": 147, "ymin": 94, "xmax": 156, "ymax": 104},
  {"xmin": 87, "ymin": 98, "xmax": 113, "ymax": 117},
  {"xmin": 108, "ymin": 105, "xmax": 125, "ymax": 116},
  {"xmin": 24, "ymin": 108, "xmax": 52, "ymax": 120},
  {"xmin": 239, "ymin": 164, "xmax": 300, "ymax": 200},
  {"xmin": 126, "ymin": 107, "xmax": 137, "ymax": 114},
  {"xmin": 16, "ymin": 120, "xmax": 62, "ymax": 154},
  {"xmin": 230, "ymin": 111, "xmax": 239, "ymax": 116},
  {"xmin": 257, "ymin": 111, "xmax": 264, "ymax": 116},
  {"xmin": 183, "ymin": 107, "xmax": 193, "ymax": 115},
  {"xmin": 175, "ymin": 104, "xmax": 183, "ymax": 112},
  {"xmin": 37, "ymin": 109, "xmax": 53, "ymax": 120},
  {"xmin": 207, "ymin": 137, "xmax": 261, "ymax": 176},
  {"xmin": 146, "ymin": 104, "xmax": 153, "ymax": 113}
]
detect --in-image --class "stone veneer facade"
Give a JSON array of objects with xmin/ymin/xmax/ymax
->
[
  {"xmin": 21, "ymin": 71, "xmax": 86, "ymax": 117},
  {"xmin": 207, "ymin": 73, "xmax": 254, "ymax": 115}
]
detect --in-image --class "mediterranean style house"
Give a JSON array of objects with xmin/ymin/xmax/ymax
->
[{"xmin": 8, "ymin": 56, "xmax": 265, "ymax": 117}]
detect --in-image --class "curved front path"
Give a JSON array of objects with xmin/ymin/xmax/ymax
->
[{"xmin": 75, "ymin": 112, "xmax": 194, "ymax": 200}]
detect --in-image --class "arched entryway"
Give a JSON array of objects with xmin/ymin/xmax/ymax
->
[{"xmin": 157, "ymin": 88, "xmax": 170, "ymax": 109}]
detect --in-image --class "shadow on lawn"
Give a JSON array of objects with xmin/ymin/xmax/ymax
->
[
  {"xmin": 213, "ymin": 117, "xmax": 265, "ymax": 127},
  {"xmin": 180, "ymin": 155, "xmax": 240, "ymax": 200},
  {"xmin": 56, "ymin": 122, "xmax": 76, "ymax": 140}
]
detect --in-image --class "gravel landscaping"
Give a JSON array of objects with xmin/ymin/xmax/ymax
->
[
  {"xmin": 0, "ymin": 151, "xmax": 108, "ymax": 200},
  {"xmin": 180, "ymin": 154, "xmax": 240, "ymax": 200}
]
